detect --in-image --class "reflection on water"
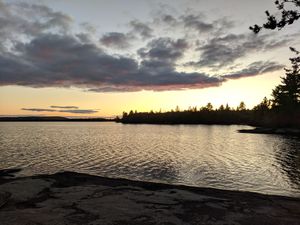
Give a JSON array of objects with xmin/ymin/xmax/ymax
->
[
  {"xmin": 275, "ymin": 137, "xmax": 300, "ymax": 190},
  {"xmin": 0, "ymin": 122, "xmax": 299, "ymax": 197}
]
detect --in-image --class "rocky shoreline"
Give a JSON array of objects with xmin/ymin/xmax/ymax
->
[{"xmin": 0, "ymin": 170, "xmax": 300, "ymax": 225}]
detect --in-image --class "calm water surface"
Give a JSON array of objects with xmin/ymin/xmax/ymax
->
[{"xmin": 0, "ymin": 122, "xmax": 300, "ymax": 197}]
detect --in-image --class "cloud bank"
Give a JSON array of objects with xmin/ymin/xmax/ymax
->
[{"xmin": 0, "ymin": 1, "xmax": 288, "ymax": 92}]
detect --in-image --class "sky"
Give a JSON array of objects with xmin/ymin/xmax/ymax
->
[{"xmin": 0, "ymin": 0, "xmax": 299, "ymax": 117}]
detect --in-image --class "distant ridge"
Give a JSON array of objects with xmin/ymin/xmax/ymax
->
[{"xmin": 0, "ymin": 116, "xmax": 114, "ymax": 122}]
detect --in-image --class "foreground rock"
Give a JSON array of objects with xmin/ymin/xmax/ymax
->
[{"xmin": 0, "ymin": 171, "xmax": 300, "ymax": 225}]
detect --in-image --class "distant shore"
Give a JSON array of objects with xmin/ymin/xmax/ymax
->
[
  {"xmin": 0, "ymin": 116, "xmax": 115, "ymax": 122},
  {"xmin": 0, "ymin": 170, "xmax": 300, "ymax": 225}
]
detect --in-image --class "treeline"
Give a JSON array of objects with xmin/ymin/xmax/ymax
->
[
  {"xmin": 120, "ymin": 102, "xmax": 249, "ymax": 125},
  {"xmin": 119, "ymin": 99, "xmax": 299, "ymax": 127}
]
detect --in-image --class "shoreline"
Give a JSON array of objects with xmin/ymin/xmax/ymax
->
[
  {"xmin": 1, "ymin": 171, "xmax": 300, "ymax": 224},
  {"xmin": 238, "ymin": 127, "xmax": 300, "ymax": 136}
]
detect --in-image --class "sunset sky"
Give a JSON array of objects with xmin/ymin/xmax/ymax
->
[{"xmin": 0, "ymin": 0, "xmax": 299, "ymax": 117}]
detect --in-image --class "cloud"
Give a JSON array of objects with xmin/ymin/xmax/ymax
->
[
  {"xmin": 222, "ymin": 61, "xmax": 284, "ymax": 80},
  {"xmin": 156, "ymin": 13, "xmax": 289, "ymax": 70},
  {"xmin": 129, "ymin": 20, "xmax": 153, "ymax": 39},
  {"xmin": 0, "ymin": 34, "xmax": 138, "ymax": 87},
  {"xmin": 50, "ymin": 106, "xmax": 79, "ymax": 109},
  {"xmin": 80, "ymin": 22, "xmax": 96, "ymax": 34},
  {"xmin": 58, "ymin": 109, "xmax": 98, "ymax": 114},
  {"xmin": 138, "ymin": 38, "xmax": 188, "ymax": 61},
  {"xmin": 161, "ymin": 14, "xmax": 177, "ymax": 25},
  {"xmin": 21, "ymin": 108, "xmax": 56, "ymax": 112},
  {"xmin": 188, "ymin": 33, "xmax": 289, "ymax": 68},
  {"xmin": 22, "ymin": 107, "xmax": 98, "ymax": 114},
  {"xmin": 100, "ymin": 32, "xmax": 131, "ymax": 49},
  {"xmin": 181, "ymin": 14, "xmax": 214, "ymax": 33},
  {"xmin": 0, "ymin": 1, "xmax": 72, "ymax": 50},
  {"xmin": 0, "ymin": 1, "xmax": 288, "ymax": 93},
  {"xmin": 0, "ymin": 32, "xmax": 283, "ymax": 92},
  {"xmin": 158, "ymin": 13, "xmax": 234, "ymax": 34},
  {"xmin": 0, "ymin": 33, "xmax": 218, "ymax": 91}
]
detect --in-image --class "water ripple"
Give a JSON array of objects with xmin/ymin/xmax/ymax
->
[{"xmin": 0, "ymin": 122, "xmax": 300, "ymax": 197}]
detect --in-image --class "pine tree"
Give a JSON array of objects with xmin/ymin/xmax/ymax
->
[
  {"xmin": 253, "ymin": 97, "xmax": 271, "ymax": 111},
  {"xmin": 237, "ymin": 101, "xmax": 246, "ymax": 111},
  {"xmin": 272, "ymin": 49, "xmax": 300, "ymax": 110}
]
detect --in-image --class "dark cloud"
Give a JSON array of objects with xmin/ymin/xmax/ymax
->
[
  {"xmin": 188, "ymin": 33, "xmax": 289, "ymax": 68},
  {"xmin": 100, "ymin": 32, "xmax": 131, "ymax": 49},
  {"xmin": 50, "ymin": 106, "xmax": 79, "ymax": 109},
  {"xmin": 223, "ymin": 61, "xmax": 284, "ymax": 80},
  {"xmin": 0, "ymin": 32, "xmax": 283, "ymax": 92},
  {"xmin": 181, "ymin": 14, "xmax": 214, "ymax": 33},
  {"xmin": 88, "ymin": 86, "xmax": 145, "ymax": 92},
  {"xmin": 58, "ymin": 109, "xmax": 98, "ymax": 114},
  {"xmin": 161, "ymin": 14, "xmax": 177, "ymax": 25},
  {"xmin": 0, "ymin": 1, "xmax": 72, "ymax": 50},
  {"xmin": 0, "ymin": 34, "xmax": 138, "ymax": 87},
  {"xmin": 20, "ymin": 3, "xmax": 72, "ymax": 31},
  {"xmin": 75, "ymin": 33, "xmax": 93, "ymax": 43},
  {"xmin": 129, "ymin": 20, "xmax": 153, "ymax": 39},
  {"xmin": 135, "ymin": 38, "xmax": 195, "ymax": 90},
  {"xmin": 21, "ymin": 108, "xmax": 56, "ymax": 112},
  {"xmin": 0, "ymin": 34, "xmax": 220, "ymax": 91},
  {"xmin": 138, "ymin": 38, "xmax": 188, "ymax": 62},
  {"xmin": 22, "ymin": 107, "xmax": 98, "ymax": 114},
  {"xmin": 157, "ymin": 13, "xmax": 287, "ymax": 70},
  {"xmin": 158, "ymin": 13, "xmax": 233, "ymax": 35}
]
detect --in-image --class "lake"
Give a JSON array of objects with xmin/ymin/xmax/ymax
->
[{"xmin": 0, "ymin": 122, "xmax": 299, "ymax": 197}]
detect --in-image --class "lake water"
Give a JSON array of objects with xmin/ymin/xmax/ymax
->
[{"xmin": 0, "ymin": 122, "xmax": 300, "ymax": 197}]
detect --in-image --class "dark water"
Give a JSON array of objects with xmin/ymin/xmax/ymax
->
[{"xmin": 0, "ymin": 122, "xmax": 300, "ymax": 197}]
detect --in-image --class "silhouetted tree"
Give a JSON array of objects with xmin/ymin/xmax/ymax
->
[
  {"xmin": 250, "ymin": 1, "xmax": 300, "ymax": 114},
  {"xmin": 218, "ymin": 104, "xmax": 225, "ymax": 111},
  {"xmin": 237, "ymin": 101, "xmax": 246, "ymax": 111},
  {"xmin": 250, "ymin": 1, "xmax": 300, "ymax": 68},
  {"xmin": 204, "ymin": 102, "xmax": 213, "ymax": 111},
  {"xmin": 272, "ymin": 49, "xmax": 300, "ymax": 110},
  {"xmin": 225, "ymin": 103, "xmax": 231, "ymax": 111},
  {"xmin": 253, "ymin": 97, "xmax": 272, "ymax": 111},
  {"xmin": 250, "ymin": 0, "xmax": 300, "ymax": 33},
  {"xmin": 122, "ymin": 112, "xmax": 128, "ymax": 118}
]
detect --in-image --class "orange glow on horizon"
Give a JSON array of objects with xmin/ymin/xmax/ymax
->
[{"xmin": 0, "ymin": 71, "xmax": 282, "ymax": 117}]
